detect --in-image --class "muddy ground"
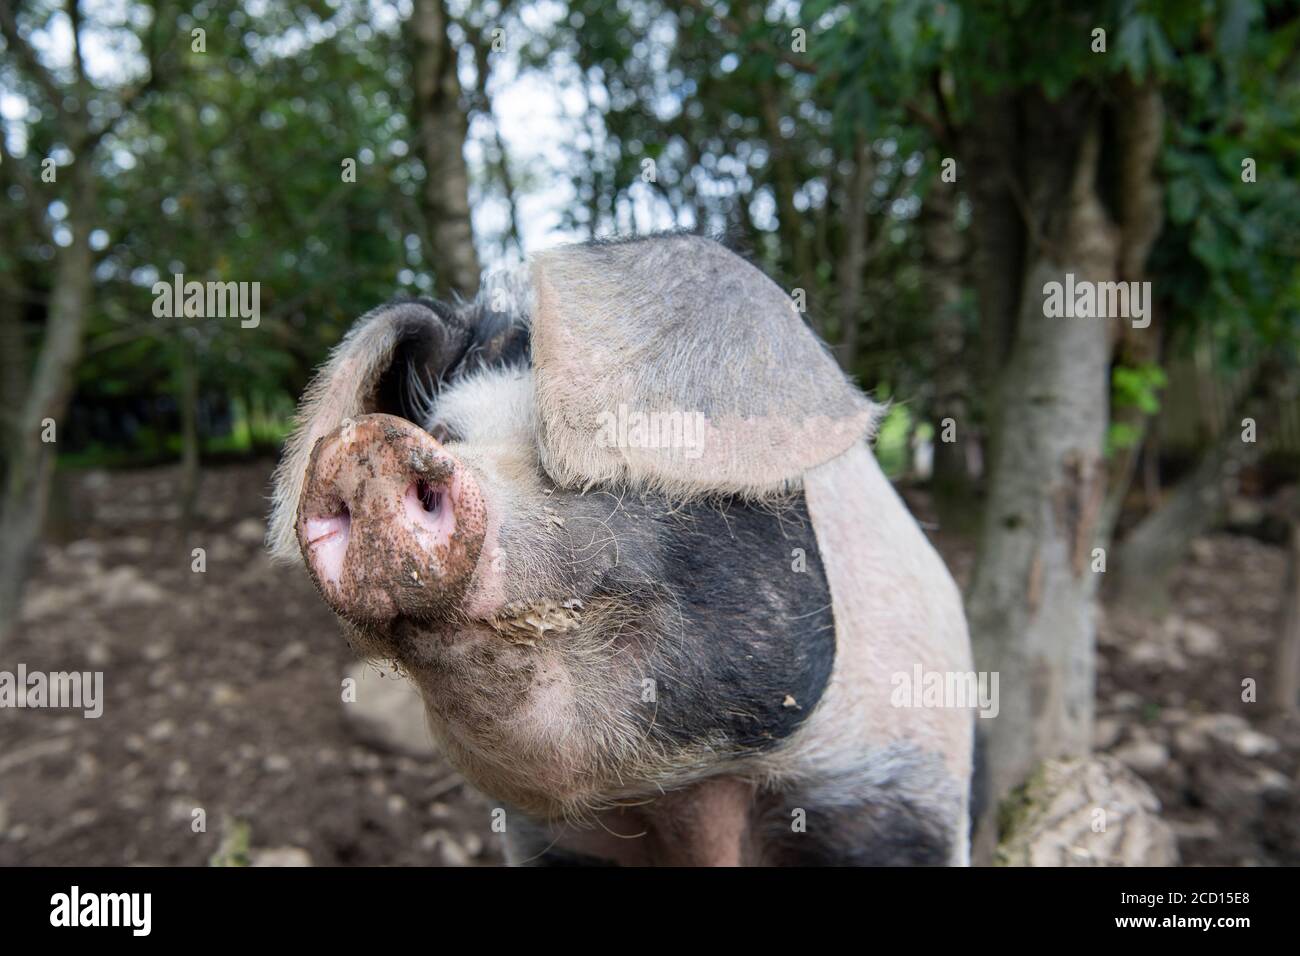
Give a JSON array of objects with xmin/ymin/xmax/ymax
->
[{"xmin": 1, "ymin": 461, "xmax": 1296, "ymax": 866}]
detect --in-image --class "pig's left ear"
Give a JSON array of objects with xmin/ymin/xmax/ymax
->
[{"xmin": 529, "ymin": 234, "xmax": 880, "ymax": 498}]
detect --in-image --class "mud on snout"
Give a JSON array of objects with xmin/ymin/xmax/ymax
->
[{"xmin": 294, "ymin": 413, "xmax": 486, "ymax": 631}]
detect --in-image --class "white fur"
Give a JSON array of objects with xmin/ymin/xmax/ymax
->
[
  {"xmin": 529, "ymin": 236, "xmax": 881, "ymax": 502},
  {"xmin": 425, "ymin": 365, "xmax": 537, "ymax": 451}
]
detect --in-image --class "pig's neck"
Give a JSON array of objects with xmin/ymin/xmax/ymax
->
[{"xmin": 562, "ymin": 776, "xmax": 756, "ymax": 866}]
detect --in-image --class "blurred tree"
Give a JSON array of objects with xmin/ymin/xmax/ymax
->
[
  {"xmin": 0, "ymin": 0, "xmax": 176, "ymax": 639},
  {"xmin": 409, "ymin": 0, "xmax": 481, "ymax": 296},
  {"xmin": 529, "ymin": 0, "xmax": 939, "ymax": 397},
  {"xmin": 530, "ymin": 0, "xmax": 1298, "ymax": 859},
  {"xmin": 1, "ymin": 0, "xmax": 489, "ymax": 630},
  {"xmin": 920, "ymin": 165, "xmax": 974, "ymax": 516},
  {"xmin": 1113, "ymin": 2, "xmax": 1300, "ymax": 606},
  {"xmin": 913, "ymin": 0, "xmax": 1296, "ymax": 858},
  {"xmin": 458, "ymin": 0, "xmax": 525, "ymax": 261},
  {"xmin": 79, "ymin": 0, "xmax": 427, "ymax": 518}
]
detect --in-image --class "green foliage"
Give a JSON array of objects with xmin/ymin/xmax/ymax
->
[
  {"xmin": 1154, "ymin": 7, "xmax": 1300, "ymax": 364},
  {"xmin": 4, "ymin": 0, "xmax": 438, "ymax": 460},
  {"xmin": 3, "ymin": 0, "xmax": 1296, "ymax": 468},
  {"xmin": 1109, "ymin": 362, "xmax": 1169, "ymax": 454},
  {"xmin": 843, "ymin": 0, "xmax": 1299, "ymax": 384},
  {"xmin": 874, "ymin": 401, "xmax": 914, "ymax": 479},
  {"xmin": 208, "ymin": 818, "xmax": 252, "ymax": 867},
  {"xmin": 1113, "ymin": 363, "xmax": 1169, "ymax": 416}
]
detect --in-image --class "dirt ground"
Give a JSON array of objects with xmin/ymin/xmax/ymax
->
[
  {"xmin": 1, "ymin": 461, "xmax": 502, "ymax": 867},
  {"xmin": 1, "ymin": 461, "xmax": 1296, "ymax": 866}
]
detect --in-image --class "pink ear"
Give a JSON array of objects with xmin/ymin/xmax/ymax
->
[{"xmin": 530, "ymin": 236, "xmax": 880, "ymax": 499}]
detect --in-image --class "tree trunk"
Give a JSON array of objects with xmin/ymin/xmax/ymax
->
[
  {"xmin": 0, "ymin": 166, "xmax": 95, "ymax": 641},
  {"xmin": 923, "ymin": 169, "xmax": 973, "ymax": 520},
  {"xmin": 757, "ymin": 78, "xmax": 814, "ymax": 315},
  {"xmin": 965, "ymin": 95, "xmax": 1119, "ymax": 863},
  {"xmin": 0, "ymin": 138, "xmax": 32, "ymax": 489},
  {"xmin": 466, "ymin": 23, "xmax": 523, "ymax": 260},
  {"xmin": 409, "ymin": 0, "xmax": 481, "ymax": 298},
  {"xmin": 964, "ymin": 92, "xmax": 1023, "ymax": 396},
  {"xmin": 1100, "ymin": 316, "xmax": 1162, "ymax": 539},
  {"xmin": 1100, "ymin": 80, "xmax": 1166, "ymax": 542},
  {"xmin": 1113, "ymin": 364, "xmax": 1270, "ymax": 610},
  {"xmin": 835, "ymin": 129, "xmax": 872, "ymax": 370},
  {"xmin": 0, "ymin": 267, "xmax": 28, "ymax": 459},
  {"xmin": 964, "ymin": 79, "xmax": 1166, "ymax": 861}
]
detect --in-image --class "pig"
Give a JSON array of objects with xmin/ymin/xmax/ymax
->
[{"xmin": 268, "ymin": 234, "xmax": 973, "ymax": 865}]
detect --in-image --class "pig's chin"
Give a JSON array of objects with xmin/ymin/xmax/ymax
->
[
  {"xmin": 339, "ymin": 613, "xmax": 505, "ymax": 667},
  {"xmin": 344, "ymin": 610, "xmax": 653, "ymax": 819}
]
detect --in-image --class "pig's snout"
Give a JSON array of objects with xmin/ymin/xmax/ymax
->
[{"xmin": 295, "ymin": 413, "xmax": 485, "ymax": 627}]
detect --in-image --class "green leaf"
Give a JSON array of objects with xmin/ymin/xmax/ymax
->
[
  {"xmin": 1219, "ymin": 0, "xmax": 1260, "ymax": 59},
  {"xmin": 1116, "ymin": 15, "xmax": 1150, "ymax": 76},
  {"xmin": 1168, "ymin": 176, "xmax": 1199, "ymax": 224}
]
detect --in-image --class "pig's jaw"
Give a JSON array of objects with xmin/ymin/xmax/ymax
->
[
  {"xmin": 347, "ymin": 596, "xmax": 688, "ymax": 820},
  {"xmin": 394, "ymin": 628, "xmax": 649, "ymax": 818}
]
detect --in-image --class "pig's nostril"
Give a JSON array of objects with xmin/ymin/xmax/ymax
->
[
  {"xmin": 416, "ymin": 479, "xmax": 443, "ymax": 514},
  {"xmin": 404, "ymin": 478, "xmax": 456, "ymax": 542},
  {"xmin": 305, "ymin": 506, "xmax": 350, "ymax": 545},
  {"xmin": 303, "ymin": 510, "xmax": 352, "ymax": 589}
]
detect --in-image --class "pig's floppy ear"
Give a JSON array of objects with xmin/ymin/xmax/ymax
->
[
  {"xmin": 530, "ymin": 235, "xmax": 880, "ymax": 498},
  {"xmin": 267, "ymin": 301, "xmax": 466, "ymax": 563}
]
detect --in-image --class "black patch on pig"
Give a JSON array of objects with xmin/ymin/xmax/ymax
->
[
  {"xmin": 767, "ymin": 801, "xmax": 955, "ymax": 866},
  {"xmin": 586, "ymin": 493, "xmax": 835, "ymax": 753},
  {"xmin": 458, "ymin": 297, "xmax": 531, "ymax": 371},
  {"xmin": 755, "ymin": 749, "xmax": 961, "ymax": 865}
]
